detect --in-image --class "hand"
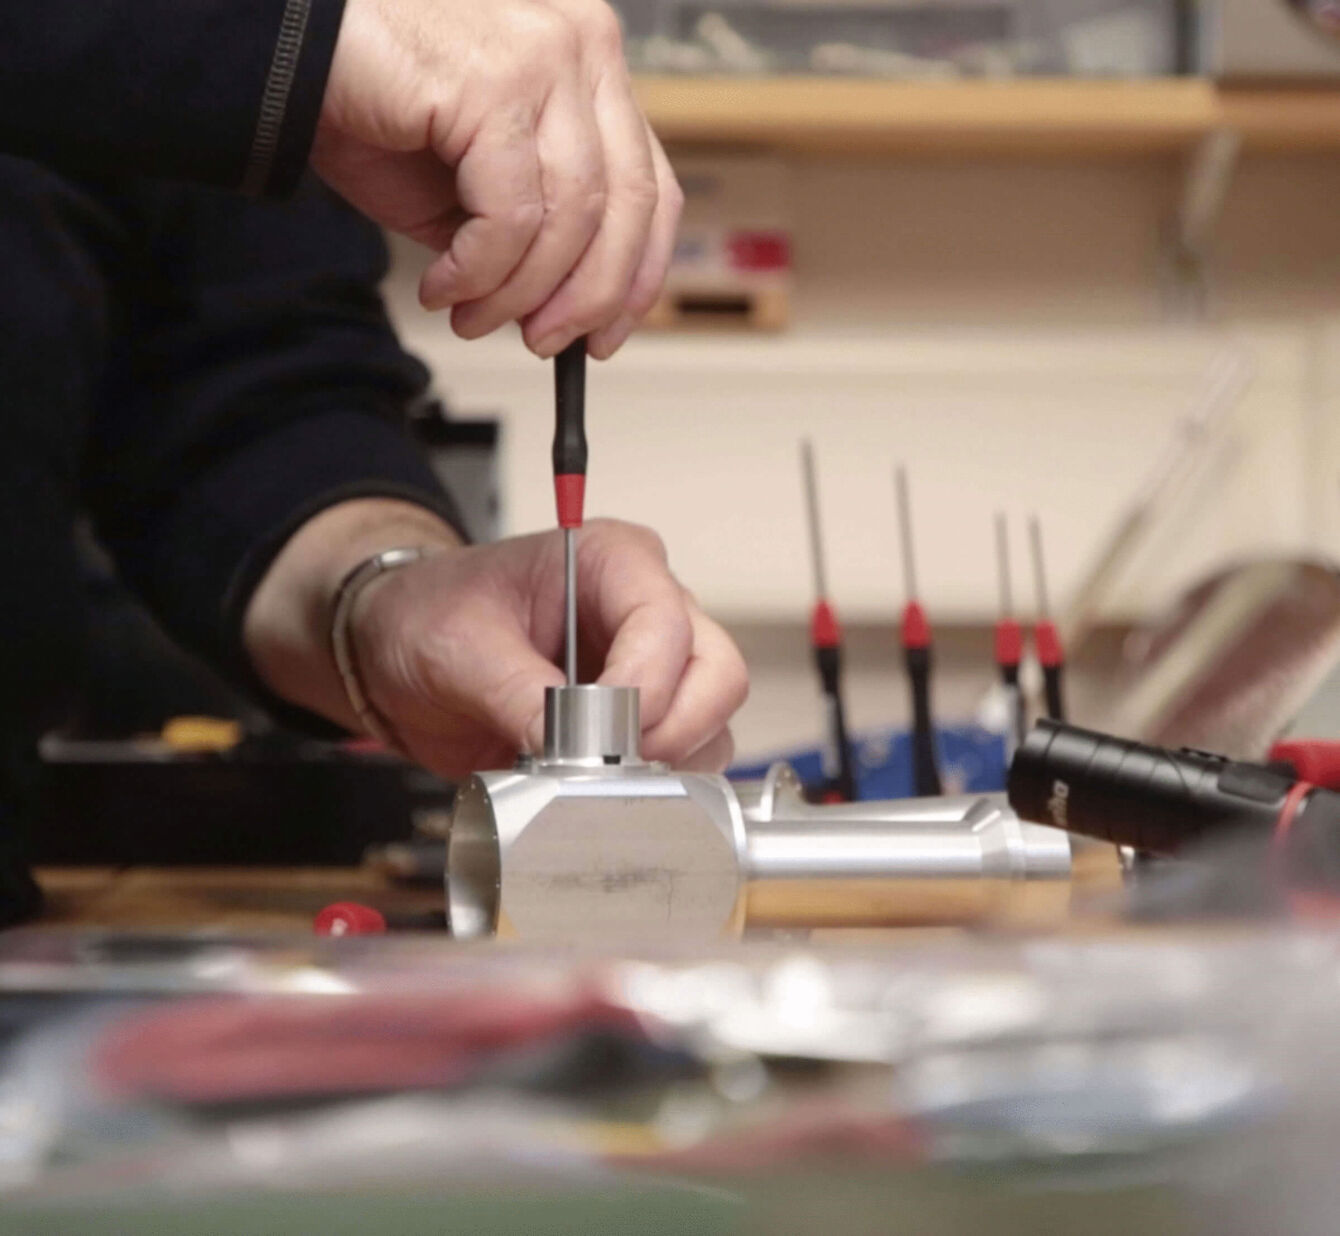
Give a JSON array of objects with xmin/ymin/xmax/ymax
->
[
  {"xmin": 311, "ymin": 0, "xmax": 683, "ymax": 360},
  {"xmin": 243, "ymin": 503, "xmax": 748, "ymax": 778}
]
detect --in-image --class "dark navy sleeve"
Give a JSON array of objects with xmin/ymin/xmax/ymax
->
[
  {"xmin": 87, "ymin": 177, "xmax": 462, "ymax": 721},
  {"xmin": 0, "ymin": 0, "xmax": 346, "ymax": 195}
]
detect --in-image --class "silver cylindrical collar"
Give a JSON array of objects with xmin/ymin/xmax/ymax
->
[{"xmin": 543, "ymin": 685, "xmax": 642, "ymax": 766}]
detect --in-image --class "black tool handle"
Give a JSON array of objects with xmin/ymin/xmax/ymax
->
[
  {"xmin": 1000, "ymin": 662, "xmax": 1027, "ymax": 752},
  {"xmin": 816, "ymin": 645, "xmax": 857, "ymax": 802},
  {"xmin": 1042, "ymin": 665, "xmax": 1066, "ymax": 724},
  {"xmin": 905, "ymin": 645, "xmax": 942, "ymax": 797},
  {"xmin": 1008, "ymin": 720, "xmax": 1295, "ymax": 853},
  {"xmin": 553, "ymin": 339, "xmax": 588, "ymax": 479}
]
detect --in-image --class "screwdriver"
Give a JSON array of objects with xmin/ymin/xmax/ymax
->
[
  {"xmin": 800, "ymin": 440, "xmax": 856, "ymax": 803},
  {"xmin": 553, "ymin": 339, "xmax": 589, "ymax": 684},
  {"xmin": 894, "ymin": 465, "xmax": 942, "ymax": 797},
  {"xmin": 993, "ymin": 512, "xmax": 1026, "ymax": 755},
  {"xmin": 1028, "ymin": 515, "xmax": 1067, "ymax": 723}
]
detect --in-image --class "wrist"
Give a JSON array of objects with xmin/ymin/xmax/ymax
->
[{"xmin": 243, "ymin": 498, "xmax": 463, "ymax": 726}]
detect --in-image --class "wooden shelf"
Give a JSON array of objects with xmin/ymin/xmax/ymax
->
[
  {"xmin": 634, "ymin": 76, "xmax": 1340, "ymax": 157},
  {"xmin": 1219, "ymin": 87, "xmax": 1340, "ymax": 152}
]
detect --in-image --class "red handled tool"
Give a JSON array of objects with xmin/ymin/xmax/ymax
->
[
  {"xmin": 1269, "ymin": 741, "xmax": 1340, "ymax": 790},
  {"xmin": 314, "ymin": 902, "xmax": 447, "ymax": 935},
  {"xmin": 800, "ymin": 440, "xmax": 856, "ymax": 803},
  {"xmin": 993, "ymin": 513, "xmax": 1026, "ymax": 754},
  {"xmin": 894, "ymin": 465, "xmax": 941, "ymax": 797},
  {"xmin": 554, "ymin": 339, "xmax": 589, "ymax": 684},
  {"xmin": 1027, "ymin": 515, "xmax": 1067, "ymax": 723}
]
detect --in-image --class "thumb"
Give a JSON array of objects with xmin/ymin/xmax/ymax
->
[{"xmin": 420, "ymin": 604, "xmax": 565, "ymax": 755}]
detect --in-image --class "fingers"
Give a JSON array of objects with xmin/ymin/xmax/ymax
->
[
  {"xmin": 639, "ymin": 601, "xmax": 750, "ymax": 768},
  {"xmin": 679, "ymin": 728, "xmax": 736, "ymax": 774},
  {"xmin": 588, "ymin": 125, "xmax": 682, "ymax": 359},
  {"xmin": 522, "ymin": 65, "xmax": 661, "ymax": 357},
  {"xmin": 583, "ymin": 522, "xmax": 694, "ymax": 730},
  {"xmin": 410, "ymin": 589, "xmax": 565, "ymax": 758},
  {"xmin": 419, "ymin": 103, "xmax": 546, "ymax": 311},
  {"xmin": 449, "ymin": 73, "xmax": 607, "ymax": 340}
]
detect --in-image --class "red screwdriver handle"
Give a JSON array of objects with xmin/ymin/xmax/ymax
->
[{"xmin": 553, "ymin": 339, "xmax": 588, "ymax": 529}]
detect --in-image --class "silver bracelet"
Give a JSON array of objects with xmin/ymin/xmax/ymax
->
[{"xmin": 330, "ymin": 546, "xmax": 436, "ymax": 752}]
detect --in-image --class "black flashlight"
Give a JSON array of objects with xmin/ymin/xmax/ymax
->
[{"xmin": 1008, "ymin": 720, "xmax": 1340, "ymax": 903}]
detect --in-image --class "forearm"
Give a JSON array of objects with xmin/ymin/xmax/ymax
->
[{"xmin": 243, "ymin": 498, "xmax": 463, "ymax": 729}]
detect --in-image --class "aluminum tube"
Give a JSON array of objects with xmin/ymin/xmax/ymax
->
[{"xmin": 743, "ymin": 793, "xmax": 1074, "ymax": 929}]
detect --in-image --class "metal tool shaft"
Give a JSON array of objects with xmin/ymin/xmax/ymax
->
[
  {"xmin": 894, "ymin": 464, "xmax": 918, "ymax": 602},
  {"xmin": 799, "ymin": 438, "xmax": 829, "ymax": 600},
  {"xmin": 995, "ymin": 511, "xmax": 1013, "ymax": 617},
  {"xmin": 1028, "ymin": 515, "xmax": 1051, "ymax": 617},
  {"xmin": 564, "ymin": 528, "xmax": 578, "ymax": 685}
]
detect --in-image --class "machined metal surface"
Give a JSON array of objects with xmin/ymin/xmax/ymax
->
[
  {"xmin": 447, "ymin": 687, "xmax": 1074, "ymax": 943},
  {"xmin": 543, "ymin": 684, "xmax": 642, "ymax": 767},
  {"xmin": 563, "ymin": 527, "xmax": 578, "ymax": 685}
]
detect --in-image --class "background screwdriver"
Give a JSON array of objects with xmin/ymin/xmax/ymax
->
[
  {"xmin": 1028, "ymin": 515, "xmax": 1067, "ymax": 723},
  {"xmin": 894, "ymin": 465, "xmax": 942, "ymax": 797},
  {"xmin": 553, "ymin": 339, "xmax": 589, "ymax": 685},
  {"xmin": 993, "ymin": 512, "xmax": 1027, "ymax": 755},
  {"xmin": 800, "ymin": 439, "xmax": 857, "ymax": 803}
]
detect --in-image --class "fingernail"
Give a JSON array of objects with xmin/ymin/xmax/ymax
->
[
  {"xmin": 419, "ymin": 271, "xmax": 457, "ymax": 311},
  {"xmin": 530, "ymin": 331, "xmax": 568, "ymax": 360},
  {"xmin": 591, "ymin": 313, "xmax": 636, "ymax": 359}
]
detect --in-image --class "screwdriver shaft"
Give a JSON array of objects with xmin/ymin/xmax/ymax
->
[
  {"xmin": 1028, "ymin": 515, "xmax": 1051, "ymax": 618},
  {"xmin": 995, "ymin": 511, "xmax": 1013, "ymax": 618},
  {"xmin": 564, "ymin": 527, "xmax": 578, "ymax": 685},
  {"xmin": 894, "ymin": 464, "xmax": 919, "ymax": 602},
  {"xmin": 800, "ymin": 439, "xmax": 830, "ymax": 600}
]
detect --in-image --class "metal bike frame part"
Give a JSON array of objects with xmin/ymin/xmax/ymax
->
[{"xmin": 447, "ymin": 686, "xmax": 1073, "ymax": 943}]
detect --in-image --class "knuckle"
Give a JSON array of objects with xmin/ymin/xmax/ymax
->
[
  {"xmin": 662, "ymin": 173, "xmax": 685, "ymax": 219},
  {"xmin": 501, "ymin": 198, "xmax": 546, "ymax": 242},
  {"xmin": 559, "ymin": 180, "xmax": 607, "ymax": 235},
  {"xmin": 583, "ymin": 3, "xmax": 625, "ymax": 56},
  {"xmin": 629, "ymin": 522, "xmax": 669, "ymax": 563},
  {"xmin": 623, "ymin": 169, "xmax": 659, "ymax": 218}
]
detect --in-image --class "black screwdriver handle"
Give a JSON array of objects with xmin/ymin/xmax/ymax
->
[
  {"xmin": 905, "ymin": 645, "xmax": 943, "ymax": 797},
  {"xmin": 1035, "ymin": 620, "xmax": 1066, "ymax": 723},
  {"xmin": 816, "ymin": 644, "xmax": 857, "ymax": 803},
  {"xmin": 553, "ymin": 338, "xmax": 588, "ymax": 478},
  {"xmin": 1042, "ymin": 665, "xmax": 1066, "ymax": 724}
]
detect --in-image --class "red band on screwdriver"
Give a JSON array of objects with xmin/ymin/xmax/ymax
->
[
  {"xmin": 554, "ymin": 474, "xmax": 586, "ymax": 530},
  {"xmin": 994, "ymin": 619, "xmax": 1023, "ymax": 668},
  {"xmin": 810, "ymin": 599, "xmax": 842, "ymax": 650},
  {"xmin": 901, "ymin": 601, "xmax": 931, "ymax": 651},
  {"xmin": 1034, "ymin": 620, "xmax": 1063, "ymax": 669}
]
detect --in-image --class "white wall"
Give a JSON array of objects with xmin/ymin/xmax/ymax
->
[
  {"xmin": 380, "ymin": 151, "xmax": 1340, "ymax": 756},
  {"xmin": 383, "ymin": 153, "xmax": 1340, "ymax": 626}
]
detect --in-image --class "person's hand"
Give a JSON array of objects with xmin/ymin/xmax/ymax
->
[
  {"xmin": 311, "ymin": 0, "xmax": 682, "ymax": 361},
  {"xmin": 243, "ymin": 501, "xmax": 748, "ymax": 778}
]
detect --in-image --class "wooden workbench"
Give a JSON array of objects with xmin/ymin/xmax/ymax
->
[
  {"xmin": 34, "ymin": 867, "xmax": 444, "ymax": 932},
  {"xmin": 32, "ymin": 841, "xmax": 1122, "ymax": 935}
]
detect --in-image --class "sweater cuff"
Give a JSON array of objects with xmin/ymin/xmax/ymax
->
[
  {"xmin": 252, "ymin": 0, "xmax": 350, "ymax": 197},
  {"xmin": 126, "ymin": 407, "xmax": 464, "ymax": 732}
]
